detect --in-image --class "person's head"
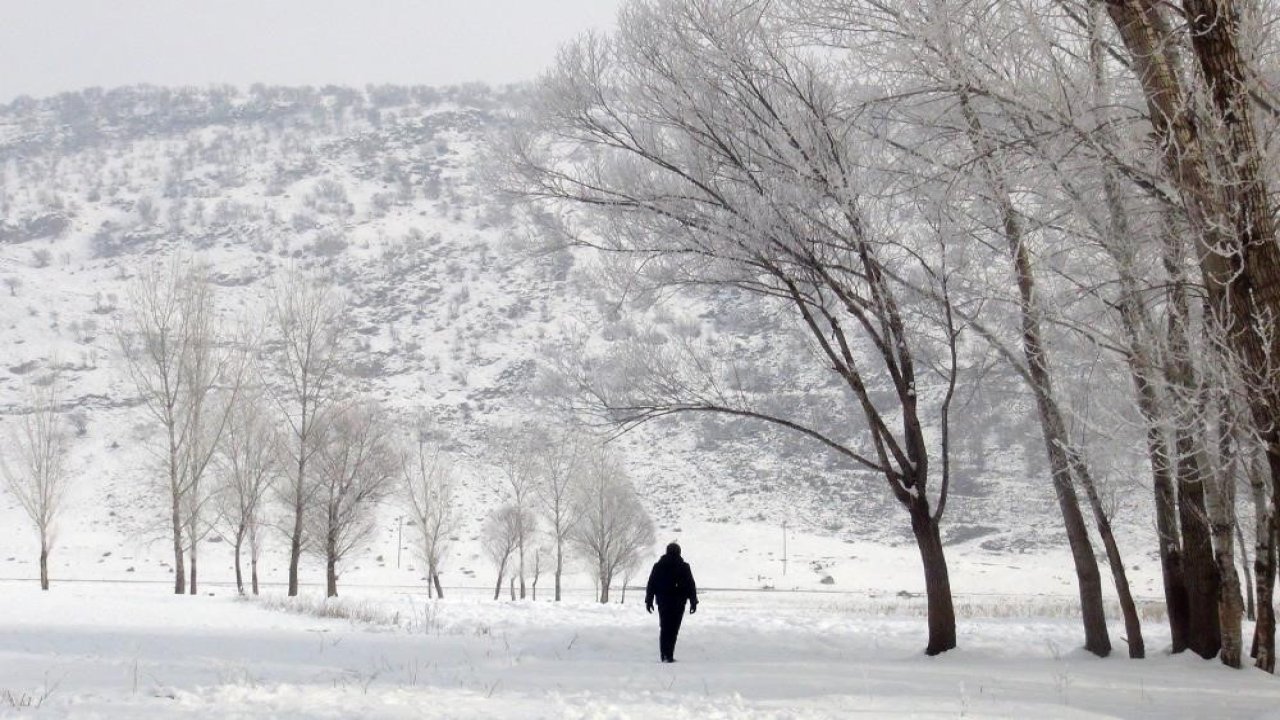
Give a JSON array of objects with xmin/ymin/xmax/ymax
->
[{"xmin": 665, "ymin": 542, "xmax": 681, "ymax": 557}]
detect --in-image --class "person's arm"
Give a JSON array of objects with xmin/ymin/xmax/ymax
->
[
  {"xmin": 686, "ymin": 564, "xmax": 698, "ymax": 611},
  {"xmin": 645, "ymin": 564, "xmax": 657, "ymax": 612}
]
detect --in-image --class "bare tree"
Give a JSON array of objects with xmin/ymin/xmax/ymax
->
[
  {"xmin": 1, "ymin": 374, "xmax": 72, "ymax": 590},
  {"xmin": 402, "ymin": 427, "xmax": 458, "ymax": 599},
  {"xmin": 569, "ymin": 448, "xmax": 655, "ymax": 603},
  {"xmin": 116, "ymin": 258, "xmax": 243, "ymax": 595},
  {"xmin": 505, "ymin": 0, "xmax": 963, "ymax": 653},
  {"xmin": 483, "ymin": 503, "xmax": 532, "ymax": 601},
  {"xmin": 535, "ymin": 428, "xmax": 586, "ymax": 601},
  {"xmin": 490, "ymin": 426, "xmax": 540, "ymax": 599},
  {"xmin": 269, "ymin": 268, "xmax": 347, "ymax": 597},
  {"xmin": 306, "ymin": 400, "xmax": 399, "ymax": 597},
  {"xmin": 215, "ymin": 390, "xmax": 278, "ymax": 595}
]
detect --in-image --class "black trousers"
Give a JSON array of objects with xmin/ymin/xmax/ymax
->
[{"xmin": 657, "ymin": 601, "xmax": 686, "ymax": 660}]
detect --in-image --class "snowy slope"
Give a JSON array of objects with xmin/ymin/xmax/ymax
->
[{"xmin": 0, "ymin": 84, "xmax": 1159, "ymax": 601}]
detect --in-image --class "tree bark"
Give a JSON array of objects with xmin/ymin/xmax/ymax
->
[
  {"xmin": 493, "ymin": 558, "xmax": 506, "ymax": 601},
  {"xmin": 251, "ymin": 555, "xmax": 260, "ymax": 596},
  {"xmin": 1236, "ymin": 519, "xmax": 1255, "ymax": 622},
  {"xmin": 1210, "ymin": 387, "xmax": 1246, "ymax": 667},
  {"xmin": 555, "ymin": 541, "xmax": 563, "ymax": 602},
  {"xmin": 171, "ymin": 493, "xmax": 185, "ymax": 595},
  {"xmin": 39, "ymin": 542, "xmax": 49, "ymax": 591},
  {"xmin": 1160, "ymin": 230, "xmax": 1223, "ymax": 660},
  {"xmin": 188, "ymin": 543, "xmax": 198, "ymax": 596},
  {"xmin": 326, "ymin": 552, "xmax": 338, "ymax": 598},
  {"xmin": 1173, "ymin": 430, "xmax": 1223, "ymax": 658},
  {"xmin": 234, "ymin": 532, "xmax": 245, "ymax": 596},
  {"xmin": 1066, "ymin": 447, "xmax": 1145, "ymax": 657},
  {"xmin": 518, "ymin": 539, "xmax": 527, "ymax": 600},
  {"xmin": 433, "ymin": 571, "xmax": 444, "ymax": 599},
  {"xmin": 288, "ymin": 457, "xmax": 305, "ymax": 597},
  {"xmin": 1259, "ymin": 449, "xmax": 1280, "ymax": 671},
  {"xmin": 1249, "ymin": 442, "xmax": 1274, "ymax": 664},
  {"xmin": 910, "ymin": 504, "xmax": 957, "ymax": 656}
]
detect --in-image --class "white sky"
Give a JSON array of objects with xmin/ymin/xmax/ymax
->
[{"xmin": 0, "ymin": 1, "xmax": 623, "ymax": 102}]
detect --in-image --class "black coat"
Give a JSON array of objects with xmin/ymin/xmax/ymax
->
[{"xmin": 645, "ymin": 553, "xmax": 698, "ymax": 608}]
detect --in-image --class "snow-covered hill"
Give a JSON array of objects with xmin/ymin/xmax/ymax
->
[{"xmin": 0, "ymin": 84, "xmax": 1155, "ymax": 596}]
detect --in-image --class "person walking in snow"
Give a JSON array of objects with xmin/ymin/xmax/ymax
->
[{"xmin": 645, "ymin": 542, "xmax": 698, "ymax": 663}]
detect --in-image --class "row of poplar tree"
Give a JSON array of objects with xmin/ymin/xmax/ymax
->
[{"xmin": 497, "ymin": 0, "xmax": 1280, "ymax": 672}]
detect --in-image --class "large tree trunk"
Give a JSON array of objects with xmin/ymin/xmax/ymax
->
[
  {"xmin": 493, "ymin": 559, "xmax": 507, "ymax": 601},
  {"xmin": 518, "ymin": 539, "xmax": 527, "ymax": 600},
  {"xmin": 233, "ymin": 532, "xmax": 245, "ymax": 596},
  {"xmin": 39, "ymin": 541, "xmax": 49, "ymax": 591},
  {"xmin": 1173, "ymin": 431, "xmax": 1223, "ymax": 658},
  {"xmin": 1259, "ymin": 448, "xmax": 1280, "ymax": 671},
  {"xmin": 288, "ymin": 467, "xmax": 304, "ymax": 597},
  {"xmin": 251, "ymin": 555, "xmax": 260, "ymax": 596},
  {"xmin": 1161, "ymin": 227, "xmax": 1223, "ymax": 659},
  {"xmin": 599, "ymin": 569, "xmax": 611, "ymax": 604},
  {"xmin": 326, "ymin": 551, "xmax": 339, "ymax": 598},
  {"xmin": 555, "ymin": 541, "xmax": 563, "ymax": 602},
  {"xmin": 1236, "ymin": 519, "xmax": 1255, "ymax": 622},
  {"xmin": 188, "ymin": 541, "xmax": 198, "ymax": 596},
  {"xmin": 910, "ymin": 505, "xmax": 957, "ymax": 656},
  {"xmin": 171, "ymin": 493, "xmax": 185, "ymax": 595},
  {"xmin": 433, "ymin": 571, "xmax": 444, "ymax": 599},
  {"xmin": 1209, "ymin": 471, "xmax": 1244, "ymax": 667},
  {"xmin": 1066, "ymin": 448, "xmax": 1145, "ymax": 658},
  {"xmin": 1045, "ymin": 436, "xmax": 1111, "ymax": 657},
  {"xmin": 1210, "ymin": 388, "xmax": 1246, "ymax": 667}
]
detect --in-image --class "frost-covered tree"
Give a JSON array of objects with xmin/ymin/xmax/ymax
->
[
  {"xmin": 490, "ymin": 426, "xmax": 541, "ymax": 599},
  {"xmin": 1092, "ymin": 0, "xmax": 1280, "ymax": 671},
  {"xmin": 215, "ymin": 390, "xmax": 278, "ymax": 596},
  {"xmin": 569, "ymin": 448, "xmax": 654, "ymax": 604},
  {"xmin": 483, "ymin": 503, "xmax": 533, "ymax": 601},
  {"xmin": 402, "ymin": 425, "xmax": 458, "ymax": 599},
  {"xmin": 116, "ymin": 258, "xmax": 244, "ymax": 595},
  {"xmin": 506, "ymin": 0, "xmax": 963, "ymax": 653},
  {"xmin": 1, "ymin": 374, "xmax": 72, "ymax": 590},
  {"xmin": 268, "ymin": 268, "xmax": 347, "ymax": 597},
  {"xmin": 535, "ymin": 429, "xmax": 587, "ymax": 601},
  {"xmin": 306, "ymin": 400, "xmax": 398, "ymax": 598}
]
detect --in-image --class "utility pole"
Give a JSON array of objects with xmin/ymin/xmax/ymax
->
[{"xmin": 782, "ymin": 520, "xmax": 788, "ymax": 576}]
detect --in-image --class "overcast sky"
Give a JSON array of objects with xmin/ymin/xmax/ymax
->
[{"xmin": 0, "ymin": 1, "xmax": 623, "ymax": 102}]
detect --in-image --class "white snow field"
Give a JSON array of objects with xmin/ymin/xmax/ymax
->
[{"xmin": 3, "ymin": 582, "xmax": 1279, "ymax": 719}]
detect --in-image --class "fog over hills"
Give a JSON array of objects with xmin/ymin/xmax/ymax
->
[{"xmin": 0, "ymin": 84, "xmax": 1152, "ymax": 589}]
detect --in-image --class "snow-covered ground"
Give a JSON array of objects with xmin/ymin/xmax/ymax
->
[{"xmin": 3, "ymin": 582, "xmax": 1278, "ymax": 719}]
